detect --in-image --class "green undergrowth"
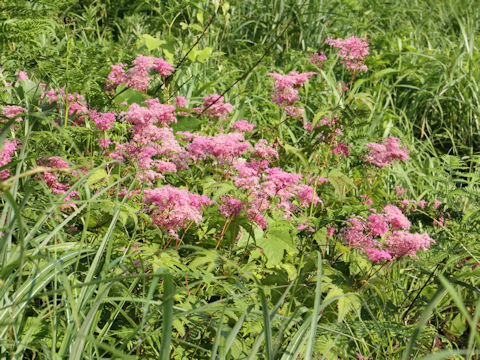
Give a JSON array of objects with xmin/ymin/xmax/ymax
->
[{"xmin": 0, "ymin": 0, "xmax": 479, "ymax": 359}]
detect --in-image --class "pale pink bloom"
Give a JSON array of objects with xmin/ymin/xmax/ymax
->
[
  {"xmin": 327, "ymin": 227, "xmax": 336, "ymax": 237},
  {"xmin": 395, "ymin": 186, "xmax": 407, "ymax": 196},
  {"xmin": 383, "ymin": 204, "xmax": 411, "ymax": 230},
  {"xmin": 187, "ymin": 132, "xmax": 251, "ymax": 162},
  {"xmin": 17, "ymin": 71, "xmax": 28, "ymax": 80},
  {"xmin": 199, "ymin": 94, "xmax": 234, "ymax": 119},
  {"xmin": 308, "ymin": 52, "xmax": 327, "ymax": 67},
  {"xmin": 106, "ymin": 63, "xmax": 127, "ymax": 91},
  {"xmin": 0, "ymin": 140, "xmax": 18, "ymax": 179},
  {"xmin": 332, "ymin": 142, "xmax": 350, "ymax": 157},
  {"xmin": 220, "ymin": 196, "xmax": 245, "ymax": 217},
  {"xmin": 252, "ymin": 139, "xmax": 279, "ymax": 161},
  {"xmin": 385, "ymin": 231, "xmax": 435, "ymax": 258},
  {"xmin": 297, "ymin": 222, "xmax": 315, "ymax": 232},
  {"xmin": 90, "ymin": 111, "xmax": 116, "ymax": 131},
  {"xmin": 365, "ymin": 136, "xmax": 409, "ymax": 167},
  {"xmin": 325, "ymin": 36, "xmax": 369, "ymax": 72},
  {"xmin": 399, "ymin": 199, "xmax": 410, "ymax": 208},
  {"xmin": 144, "ymin": 185, "xmax": 212, "ymax": 237},
  {"xmin": 433, "ymin": 199, "xmax": 443, "ymax": 209},
  {"xmin": 365, "ymin": 248, "xmax": 392, "ymax": 263},
  {"xmin": 97, "ymin": 137, "xmax": 112, "ymax": 148},
  {"xmin": 367, "ymin": 213, "xmax": 389, "ymax": 237},
  {"xmin": 152, "ymin": 58, "xmax": 174, "ymax": 76},
  {"xmin": 174, "ymin": 96, "xmax": 188, "ymax": 107},
  {"xmin": 2, "ymin": 105, "xmax": 26, "ymax": 120},
  {"xmin": 231, "ymin": 120, "xmax": 256, "ymax": 132}
]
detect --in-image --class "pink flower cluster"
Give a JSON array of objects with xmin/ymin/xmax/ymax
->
[
  {"xmin": 90, "ymin": 111, "xmax": 116, "ymax": 131},
  {"xmin": 0, "ymin": 140, "xmax": 19, "ymax": 179},
  {"xmin": 195, "ymin": 94, "xmax": 234, "ymax": 119},
  {"xmin": 109, "ymin": 99, "xmax": 180, "ymax": 183},
  {"xmin": 308, "ymin": 52, "xmax": 327, "ymax": 68},
  {"xmin": 314, "ymin": 115, "xmax": 351, "ymax": 157},
  {"xmin": 2, "ymin": 106, "xmax": 26, "ymax": 121},
  {"xmin": 341, "ymin": 204, "xmax": 435, "ymax": 262},
  {"xmin": 45, "ymin": 88, "xmax": 89, "ymax": 125},
  {"xmin": 268, "ymin": 71, "xmax": 316, "ymax": 118},
  {"xmin": 106, "ymin": 55, "xmax": 174, "ymax": 92},
  {"xmin": 187, "ymin": 132, "xmax": 252, "ymax": 163},
  {"xmin": 230, "ymin": 120, "xmax": 255, "ymax": 132},
  {"xmin": 143, "ymin": 185, "xmax": 212, "ymax": 237},
  {"xmin": 37, "ymin": 157, "xmax": 79, "ymax": 210},
  {"xmin": 325, "ymin": 36, "xmax": 369, "ymax": 72},
  {"xmin": 230, "ymin": 160, "xmax": 321, "ymax": 228},
  {"xmin": 365, "ymin": 136, "xmax": 409, "ymax": 167}
]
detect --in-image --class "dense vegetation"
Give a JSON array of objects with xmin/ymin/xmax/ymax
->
[{"xmin": 1, "ymin": 0, "xmax": 479, "ymax": 359}]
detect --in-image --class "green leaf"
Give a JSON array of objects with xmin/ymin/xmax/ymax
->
[
  {"xmin": 257, "ymin": 226, "xmax": 296, "ymax": 266},
  {"xmin": 87, "ymin": 168, "xmax": 108, "ymax": 186},
  {"xmin": 113, "ymin": 85, "xmax": 146, "ymax": 106},
  {"xmin": 196, "ymin": 47, "xmax": 213, "ymax": 63},
  {"xmin": 140, "ymin": 34, "xmax": 165, "ymax": 51},
  {"xmin": 337, "ymin": 293, "xmax": 361, "ymax": 322},
  {"xmin": 328, "ymin": 169, "xmax": 353, "ymax": 202},
  {"xmin": 448, "ymin": 313, "xmax": 467, "ymax": 337}
]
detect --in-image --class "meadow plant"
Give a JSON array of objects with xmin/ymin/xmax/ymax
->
[{"xmin": 1, "ymin": 24, "xmax": 463, "ymax": 358}]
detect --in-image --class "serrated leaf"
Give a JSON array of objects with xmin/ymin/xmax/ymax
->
[
  {"xmin": 328, "ymin": 169, "xmax": 353, "ymax": 202},
  {"xmin": 337, "ymin": 293, "xmax": 361, "ymax": 322},
  {"xmin": 257, "ymin": 227, "xmax": 296, "ymax": 266}
]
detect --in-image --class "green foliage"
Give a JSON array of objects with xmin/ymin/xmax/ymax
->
[{"xmin": 1, "ymin": 0, "xmax": 480, "ymax": 359}]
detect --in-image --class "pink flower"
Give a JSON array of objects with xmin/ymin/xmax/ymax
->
[
  {"xmin": 199, "ymin": 94, "xmax": 234, "ymax": 119},
  {"xmin": 365, "ymin": 136, "xmax": 409, "ymax": 167},
  {"xmin": 124, "ymin": 55, "xmax": 174, "ymax": 91},
  {"xmin": 365, "ymin": 248, "xmax": 392, "ymax": 263},
  {"xmin": 17, "ymin": 71, "xmax": 29, "ymax": 80},
  {"xmin": 325, "ymin": 36, "xmax": 369, "ymax": 72},
  {"xmin": 383, "ymin": 204, "xmax": 411, "ymax": 230},
  {"xmin": 267, "ymin": 71, "xmax": 315, "ymax": 118},
  {"xmin": 90, "ymin": 111, "xmax": 116, "ymax": 131},
  {"xmin": 0, "ymin": 140, "xmax": 19, "ymax": 179},
  {"xmin": 385, "ymin": 231, "xmax": 435, "ymax": 258},
  {"xmin": 395, "ymin": 186, "xmax": 407, "ymax": 196},
  {"xmin": 2, "ymin": 106, "xmax": 26, "ymax": 120},
  {"xmin": 106, "ymin": 63, "xmax": 128, "ymax": 91},
  {"xmin": 220, "ymin": 196, "xmax": 245, "ymax": 217},
  {"xmin": 433, "ymin": 199, "xmax": 443, "ymax": 209},
  {"xmin": 308, "ymin": 52, "xmax": 327, "ymax": 67},
  {"xmin": 144, "ymin": 185, "xmax": 212, "ymax": 237},
  {"xmin": 174, "ymin": 96, "xmax": 188, "ymax": 108},
  {"xmin": 152, "ymin": 58, "xmax": 174, "ymax": 76},
  {"xmin": 367, "ymin": 213, "xmax": 389, "ymax": 237},
  {"xmin": 230, "ymin": 120, "xmax": 256, "ymax": 132},
  {"xmin": 97, "ymin": 137, "xmax": 112, "ymax": 149},
  {"xmin": 187, "ymin": 132, "xmax": 251, "ymax": 162},
  {"xmin": 327, "ymin": 227, "xmax": 336, "ymax": 237}
]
